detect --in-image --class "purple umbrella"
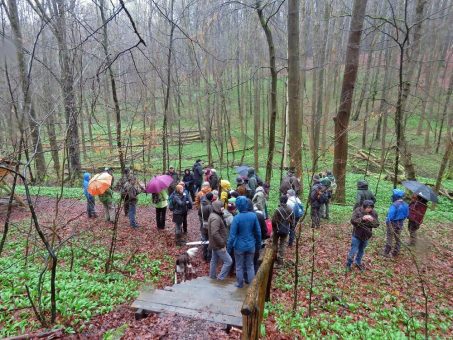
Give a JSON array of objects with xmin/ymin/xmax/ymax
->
[{"xmin": 145, "ymin": 175, "xmax": 174, "ymax": 193}]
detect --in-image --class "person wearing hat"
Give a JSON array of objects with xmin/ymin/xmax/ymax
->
[
  {"xmin": 271, "ymin": 196, "xmax": 295, "ymax": 267},
  {"xmin": 236, "ymin": 177, "xmax": 248, "ymax": 197},
  {"xmin": 383, "ymin": 189, "xmax": 409, "ymax": 257},
  {"xmin": 407, "ymin": 194, "xmax": 428, "ymax": 246},
  {"xmin": 346, "ymin": 200, "xmax": 379, "ymax": 271},
  {"xmin": 279, "ymin": 170, "xmax": 301, "ymax": 196},
  {"xmin": 195, "ymin": 181, "xmax": 212, "ymax": 210},
  {"xmin": 354, "ymin": 180, "xmax": 376, "ymax": 210}
]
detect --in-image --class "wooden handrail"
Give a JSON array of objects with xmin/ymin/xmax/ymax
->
[{"xmin": 241, "ymin": 244, "xmax": 276, "ymax": 340}]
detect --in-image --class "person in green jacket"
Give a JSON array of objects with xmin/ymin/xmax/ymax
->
[
  {"xmin": 152, "ymin": 189, "xmax": 168, "ymax": 229},
  {"xmin": 99, "ymin": 187, "xmax": 114, "ymax": 223}
]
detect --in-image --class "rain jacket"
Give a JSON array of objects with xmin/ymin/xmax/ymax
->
[
  {"xmin": 83, "ymin": 172, "xmax": 93, "ymax": 200},
  {"xmin": 208, "ymin": 200, "xmax": 228, "ymax": 250},
  {"xmin": 192, "ymin": 161, "xmax": 203, "ymax": 183},
  {"xmin": 227, "ymin": 196, "xmax": 261, "ymax": 253},
  {"xmin": 355, "ymin": 180, "xmax": 376, "ymax": 209},
  {"xmin": 209, "ymin": 170, "xmax": 220, "ymax": 191},
  {"xmin": 408, "ymin": 198, "xmax": 427, "ymax": 225},
  {"xmin": 220, "ymin": 180, "xmax": 231, "ymax": 205},
  {"xmin": 280, "ymin": 174, "xmax": 301, "ymax": 195},
  {"xmin": 252, "ymin": 187, "xmax": 267, "ymax": 213},
  {"xmin": 153, "ymin": 190, "xmax": 168, "ymax": 208},
  {"xmin": 195, "ymin": 186, "xmax": 212, "ymax": 209},
  {"xmin": 386, "ymin": 189, "xmax": 409, "ymax": 222},
  {"xmin": 351, "ymin": 207, "xmax": 379, "ymax": 241},
  {"xmin": 99, "ymin": 188, "xmax": 113, "ymax": 204}
]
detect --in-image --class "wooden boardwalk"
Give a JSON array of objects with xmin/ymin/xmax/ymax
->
[{"xmin": 132, "ymin": 277, "xmax": 247, "ymax": 327}]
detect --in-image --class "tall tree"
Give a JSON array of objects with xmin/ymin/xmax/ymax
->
[
  {"xmin": 333, "ymin": 0, "xmax": 368, "ymax": 203},
  {"xmin": 6, "ymin": 0, "xmax": 46, "ymax": 181},
  {"xmin": 288, "ymin": 0, "xmax": 302, "ymax": 178},
  {"xmin": 256, "ymin": 0, "xmax": 278, "ymax": 184}
]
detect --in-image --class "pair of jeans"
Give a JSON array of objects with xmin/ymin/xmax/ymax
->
[
  {"xmin": 156, "ymin": 207, "xmax": 167, "ymax": 229},
  {"xmin": 346, "ymin": 235, "xmax": 368, "ymax": 267},
  {"xmin": 128, "ymin": 201, "xmax": 137, "ymax": 228},
  {"xmin": 210, "ymin": 248, "xmax": 233, "ymax": 280},
  {"xmin": 123, "ymin": 198, "xmax": 129, "ymax": 216},
  {"xmin": 87, "ymin": 197, "xmax": 96, "ymax": 217},
  {"xmin": 384, "ymin": 220, "xmax": 403, "ymax": 255},
  {"xmin": 320, "ymin": 201, "xmax": 330, "ymax": 219},
  {"xmin": 234, "ymin": 248, "xmax": 255, "ymax": 287}
]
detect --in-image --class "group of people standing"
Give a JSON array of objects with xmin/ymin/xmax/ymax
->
[{"xmin": 83, "ymin": 163, "xmax": 429, "ymax": 283}]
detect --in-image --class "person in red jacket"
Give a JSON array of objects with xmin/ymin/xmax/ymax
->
[{"xmin": 408, "ymin": 194, "xmax": 428, "ymax": 246}]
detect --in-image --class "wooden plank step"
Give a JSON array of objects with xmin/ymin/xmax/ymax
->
[
  {"xmin": 163, "ymin": 282, "xmax": 245, "ymax": 300},
  {"xmin": 131, "ymin": 300, "xmax": 242, "ymax": 327},
  {"xmin": 135, "ymin": 290, "xmax": 241, "ymax": 316}
]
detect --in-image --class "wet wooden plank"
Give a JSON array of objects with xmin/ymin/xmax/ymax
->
[{"xmin": 131, "ymin": 300, "xmax": 243, "ymax": 326}]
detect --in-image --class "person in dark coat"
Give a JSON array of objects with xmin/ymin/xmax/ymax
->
[
  {"xmin": 208, "ymin": 200, "xmax": 233, "ymax": 280},
  {"xmin": 310, "ymin": 180, "xmax": 328, "ymax": 228},
  {"xmin": 236, "ymin": 177, "xmax": 248, "ymax": 197},
  {"xmin": 272, "ymin": 196, "xmax": 295, "ymax": 267},
  {"xmin": 279, "ymin": 170, "xmax": 301, "ymax": 196},
  {"xmin": 354, "ymin": 180, "xmax": 376, "ymax": 210},
  {"xmin": 115, "ymin": 167, "xmax": 131, "ymax": 216},
  {"xmin": 346, "ymin": 200, "xmax": 379, "ymax": 271},
  {"xmin": 192, "ymin": 160, "xmax": 204, "ymax": 193},
  {"xmin": 383, "ymin": 189, "xmax": 409, "ymax": 257},
  {"xmin": 407, "ymin": 194, "xmax": 428, "ymax": 246},
  {"xmin": 182, "ymin": 169, "xmax": 195, "ymax": 200},
  {"xmin": 208, "ymin": 169, "xmax": 220, "ymax": 191},
  {"xmin": 83, "ymin": 172, "xmax": 96, "ymax": 218},
  {"xmin": 199, "ymin": 192, "xmax": 214, "ymax": 261},
  {"xmin": 166, "ymin": 167, "xmax": 179, "ymax": 196},
  {"xmin": 123, "ymin": 176, "xmax": 144, "ymax": 228},
  {"xmin": 172, "ymin": 184, "xmax": 189, "ymax": 246}
]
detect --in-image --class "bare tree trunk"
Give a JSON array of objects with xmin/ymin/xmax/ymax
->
[
  {"xmin": 436, "ymin": 72, "xmax": 453, "ymax": 153},
  {"xmin": 333, "ymin": 0, "xmax": 368, "ymax": 203},
  {"xmin": 254, "ymin": 76, "xmax": 260, "ymax": 170},
  {"xmin": 256, "ymin": 1, "xmax": 278, "ymax": 184},
  {"xmin": 288, "ymin": 0, "xmax": 302, "ymax": 178},
  {"xmin": 6, "ymin": 0, "xmax": 46, "ymax": 181},
  {"xmin": 375, "ymin": 36, "xmax": 393, "ymax": 141},
  {"xmin": 434, "ymin": 133, "xmax": 452, "ymax": 193}
]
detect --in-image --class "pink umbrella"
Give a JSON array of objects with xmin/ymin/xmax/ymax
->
[{"xmin": 146, "ymin": 175, "xmax": 174, "ymax": 193}]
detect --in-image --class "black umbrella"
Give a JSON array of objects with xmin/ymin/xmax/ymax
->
[{"xmin": 401, "ymin": 180, "xmax": 438, "ymax": 203}]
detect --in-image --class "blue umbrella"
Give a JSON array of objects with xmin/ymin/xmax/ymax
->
[
  {"xmin": 235, "ymin": 165, "xmax": 250, "ymax": 177},
  {"xmin": 402, "ymin": 180, "xmax": 438, "ymax": 203}
]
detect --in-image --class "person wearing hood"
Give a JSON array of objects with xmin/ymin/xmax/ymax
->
[
  {"xmin": 209, "ymin": 169, "xmax": 220, "ymax": 191},
  {"xmin": 354, "ymin": 180, "xmax": 376, "ymax": 210},
  {"xmin": 271, "ymin": 196, "xmax": 295, "ymax": 267},
  {"xmin": 286, "ymin": 189, "xmax": 304, "ymax": 247},
  {"xmin": 247, "ymin": 168, "xmax": 261, "ymax": 197},
  {"xmin": 220, "ymin": 180, "xmax": 231, "ymax": 206},
  {"xmin": 83, "ymin": 172, "xmax": 97, "ymax": 218},
  {"xmin": 227, "ymin": 196, "xmax": 261, "ymax": 288},
  {"xmin": 383, "ymin": 189, "xmax": 409, "ymax": 257},
  {"xmin": 208, "ymin": 200, "xmax": 233, "ymax": 280},
  {"xmin": 252, "ymin": 186, "xmax": 267, "ymax": 218},
  {"xmin": 182, "ymin": 169, "xmax": 195, "ymax": 200},
  {"xmin": 199, "ymin": 192, "xmax": 214, "ymax": 262},
  {"xmin": 310, "ymin": 176, "xmax": 328, "ymax": 229},
  {"xmin": 346, "ymin": 200, "xmax": 379, "ymax": 271},
  {"xmin": 195, "ymin": 182, "xmax": 212, "ymax": 210},
  {"xmin": 192, "ymin": 160, "xmax": 204, "ymax": 193}
]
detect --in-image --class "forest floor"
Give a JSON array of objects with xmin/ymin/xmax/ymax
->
[{"xmin": 1, "ymin": 196, "xmax": 452, "ymax": 339}]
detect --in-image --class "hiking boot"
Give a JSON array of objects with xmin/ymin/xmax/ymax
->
[{"xmin": 355, "ymin": 264, "xmax": 365, "ymax": 272}]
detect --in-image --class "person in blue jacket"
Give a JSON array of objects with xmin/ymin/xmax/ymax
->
[
  {"xmin": 227, "ymin": 196, "xmax": 261, "ymax": 288},
  {"xmin": 383, "ymin": 189, "xmax": 409, "ymax": 257},
  {"xmin": 83, "ymin": 172, "xmax": 96, "ymax": 218}
]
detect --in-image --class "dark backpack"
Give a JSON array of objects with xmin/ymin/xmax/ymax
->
[
  {"xmin": 276, "ymin": 208, "xmax": 292, "ymax": 236},
  {"xmin": 168, "ymin": 192, "xmax": 175, "ymax": 211},
  {"xmin": 152, "ymin": 193, "xmax": 160, "ymax": 204}
]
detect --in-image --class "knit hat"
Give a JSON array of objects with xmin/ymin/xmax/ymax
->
[
  {"xmin": 287, "ymin": 189, "xmax": 296, "ymax": 197},
  {"xmin": 202, "ymin": 181, "xmax": 210, "ymax": 187},
  {"xmin": 227, "ymin": 202, "xmax": 236, "ymax": 212},
  {"xmin": 236, "ymin": 177, "xmax": 244, "ymax": 184},
  {"xmin": 392, "ymin": 189, "xmax": 405, "ymax": 200},
  {"xmin": 362, "ymin": 199, "xmax": 374, "ymax": 208},
  {"xmin": 280, "ymin": 195, "xmax": 288, "ymax": 204}
]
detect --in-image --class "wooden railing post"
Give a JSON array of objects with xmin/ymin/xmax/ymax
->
[{"xmin": 241, "ymin": 245, "xmax": 276, "ymax": 340}]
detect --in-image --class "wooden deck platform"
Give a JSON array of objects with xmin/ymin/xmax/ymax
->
[{"xmin": 132, "ymin": 276, "xmax": 246, "ymax": 327}]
